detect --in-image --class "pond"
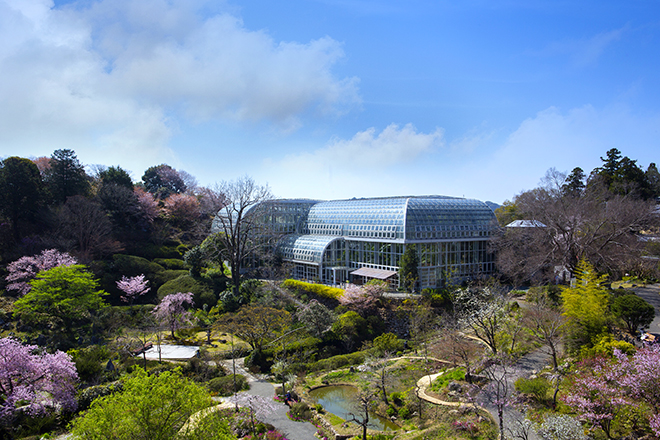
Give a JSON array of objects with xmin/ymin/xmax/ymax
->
[{"xmin": 308, "ymin": 385, "xmax": 399, "ymax": 432}]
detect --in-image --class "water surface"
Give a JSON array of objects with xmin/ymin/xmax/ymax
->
[{"xmin": 308, "ymin": 385, "xmax": 399, "ymax": 432}]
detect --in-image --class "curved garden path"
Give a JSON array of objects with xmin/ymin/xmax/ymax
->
[{"xmin": 215, "ymin": 357, "xmax": 319, "ymax": 440}]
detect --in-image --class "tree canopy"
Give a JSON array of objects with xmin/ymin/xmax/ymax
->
[
  {"xmin": 611, "ymin": 293, "xmax": 655, "ymax": 334},
  {"xmin": 13, "ymin": 265, "xmax": 107, "ymax": 334},
  {"xmin": 142, "ymin": 164, "xmax": 186, "ymax": 199},
  {"xmin": 206, "ymin": 176, "xmax": 273, "ymax": 294},
  {"xmin": 0, "ymin": 338, "xmax": 78, "ymax": 433},
  {"xmin": 399, "ymin": 245, "xmax": 419, "ymax": 292},
  {"xmin": 217, "ymin": 304, "xmax": 291, "ymax": 351},
  {"xmin": 69, "ymin": 368, "xmax": 236, "ymax": 440},
  {"xmin": 561, "ymin": 260, "xmax": 611, "ymax": 350},
  {"xmin": 0, "ymin": 157, "xmax": 45, "ymax": 240},
  {"xmin": 44, "ymin": 149, "xmax": 90, "ymax": 204},
  {"xmin": 494, "ymin": 167, "xmax": 656, "ymax": 283}
]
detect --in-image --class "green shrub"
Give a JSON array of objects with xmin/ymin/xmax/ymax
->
[
  {"xmin": 398, "ymin": 406, "xmax": 411, "ymax": 419},
  {"xmin": 153, "ymin": 269, "xmax": 189, "ymax": 286},
  {"xmin": 207, "ymin": 375, "xmax": 249, "ymax": 396},
  {"xmin": 111, "ymin": 254, "xmax": 165, "ymax": 276},
  {"xmin": 285, "ymin": 337, "xmax": 321, "ymax": 354},
  {"xmin": 182, "ymin": 357, "xmax": 225, "ymax": 382},
  {"xmin": 154, "ymin": 258, "xmax": 187, "ymax": 270},
  {"xmin": 514, "ymin": 376, "xmax": 550, "ymax": 403},
  {"xmin": 389, "ymin": 392, "xmax": 404, "ymax": 406},
  {"xmin": 282, "ymin": 279, "xmax": 343, "ymax": 300},
  {"xmin": 289, "ymin": 402, "xmax": 312, "ymax": 421},
  {"xmin": 307, "ymin": 351, "xmax": 367, "ymax": 372},
  {"xmin": 77, "ymin": 382, "xmax": 122, "ymax": 411},
  {"xmin": 431, "ymin": 368, "xmax": 465, "ymax": 392},
  {"xmin": 69, "ymin": 345, "xmax": 112, "ymax": 383},
  {"xmin": 580, "ymin": 334, "xmax": 636, "ymax": 358},
  {"xmin": 135, "ymin": 243, "xmax": 183, "ymax": 259},
  {"xmin": 157, "ymin": 274, "xmax": 217, "ymax": 308}
]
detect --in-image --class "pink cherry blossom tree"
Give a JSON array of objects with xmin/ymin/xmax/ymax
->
[
  {"xmin": 228, "ymin": 392, "xmax": 278, "ymax": 435},
  {"xmin": 338, "ymin": 281, "xmax": 385, "ymax": 315},
  {"xmin": 5, "ymin": 249, "xmax": 77, "ymax": 296},
  {"xmin": 134, "ymin": 187, "xmax": 160, "ymax": 223},
  {"xmin": 616, "ymin": 346, "xmax": 660, "ymax": 436},
  {"xmin": 562, "ymin": 355, "xmax": 630, "ymax": 439},
  {"xmin": 116, "ymin": 274, "xmax": 150, "ymax": 305},
  {"xmin": 152, "ymin": 292, "xmax": 194, "ymax": 338},
  {"xmin": 0, "ymin": 337, "xmax": 78, "ymax": 428}
]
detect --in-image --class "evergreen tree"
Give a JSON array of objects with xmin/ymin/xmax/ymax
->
[
  {"xmin": 99, "ymin": 165, "xmax": 134, "ymax": 190},
  {"xmin": 0, "ymin": 157, "xmax": 45, "ymax": 240},
  {"xmin": 561, "ymin": 259, "xmax": 610, "ymax": 351},
  {"xmin": 44, "ymin": 149, "xmax": 90, "ymax": 204},
  {"xmin": 593, "ymin": 148, "xmax": 652, "ymax": 199},
  {"xmin": 645, "ymin": 163, "xmax": 660, "ymax": 198},
  {"xmin": 399, "ymin": 245, "xmax": 419, "ymax": 292},
  {"xmin": 561, "ymin": 167, "xmax": 586, "ymax": 198}
]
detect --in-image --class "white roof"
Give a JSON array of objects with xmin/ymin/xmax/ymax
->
[
  {"xmin": 143, "ymin": 345, "xmax": 199, "ymax": 360},
  {"xmin": 506, "ymin": 220, "xmax": 546, "ymax": 228}
]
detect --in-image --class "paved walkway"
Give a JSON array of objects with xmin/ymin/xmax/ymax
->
[
  {"xmin": 412, "ymin": 347, "xmax": 554, "ymax": 440},
  {"xmin": 217, "ymin": 358, "xmax": 319, "ymax": 440}
]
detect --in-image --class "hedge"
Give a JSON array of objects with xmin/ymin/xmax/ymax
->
[
  {"xmin": 157, "ymin": 274, "xmax": 217, "ymax": 309},
  {"xmin": 281, "ymin": 279, "xmax": 343, "ymax": 300},
  {"xmin": 208, "ymin": 375, "xmax": 249, "ymax": 396},
  {"xmin": 306, "ymin": 350, "xmax": 367, "ymax": 372}
]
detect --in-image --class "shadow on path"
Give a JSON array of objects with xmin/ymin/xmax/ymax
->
[{"xmin": 218, "ymin": 358, "xmax": 319, "ymax": 440}]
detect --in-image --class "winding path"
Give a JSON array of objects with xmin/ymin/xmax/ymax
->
[{"xmin": 217, "ymin": 358, "xmax": 319, "ymax": 440}]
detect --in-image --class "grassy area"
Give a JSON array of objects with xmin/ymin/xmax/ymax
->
[{"xmin": 298, "ymin": 357, "xmax": 497, "ymax": 440}]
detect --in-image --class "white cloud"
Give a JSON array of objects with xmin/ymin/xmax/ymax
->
[
  {"xmin": 470, "ymin": 104, "xmax": 660, "ymax": 200},
  {"xmin": 298, "ymin": 123, "xmax": 443, "ymax": 167},
  {"xmin": 262, "ymin": 105, "xmax": 660, "ymax": 204},
  {"xmin": 261, "ymin": 123, "xmax": 443, "ymax": 199},
  {"xmin": 0, "ymin": 0, "xmax": 358, "ymax": 166}
]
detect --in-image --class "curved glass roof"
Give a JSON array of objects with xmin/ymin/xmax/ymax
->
[
  {"xmin": 304, "ymin": 196, "xmax": 496, "ymax": 241},
  {"xmin": 277, "ymin": 234, "xmax": 343, "ymax": 265}
]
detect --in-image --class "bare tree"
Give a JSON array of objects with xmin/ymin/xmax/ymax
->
[
  {"xmin": 494, "ymin": 170, "xmax": 658, "ymax": 283},
  {"xmin": 454, "ymin": 285, "xmax": 508, "ymax": 355},
  {"xmin": 55, "ymin": 195, "xmax": 122, "ymax": 261},
  {"xmin": 206, "ymin": 176, "xmax": 273, "ymax": 294},
  {"xmin": 346, "ymin": 387, "xmax": 379, "ymax": 440},
  {"xmin": 438, "ymin": 311, "xmax": 482, "ymax": 384},
  {"xmin": 480, "ymin": 353, "xmax": 516, "ymax": 439},
  {"xmin": 526, "ymin": 296, "xmax": 565, "ymax": 371}
]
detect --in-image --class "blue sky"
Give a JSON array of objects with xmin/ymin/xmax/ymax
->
[{"xmin": 1, "ymin": 0, "xmax": 659, "ymax": 204}]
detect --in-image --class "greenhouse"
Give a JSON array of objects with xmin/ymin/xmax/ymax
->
[{"xmin": 260, "ymin": 196, "xmax": 498, "ymax": 290}]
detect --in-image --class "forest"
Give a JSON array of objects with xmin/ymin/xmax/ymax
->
[{"xmin": 1, "ymin": 148, "xmax": 660, "ymax": 440}]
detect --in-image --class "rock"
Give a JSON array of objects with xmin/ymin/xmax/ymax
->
[{"xmin": 448, "ymin": 381, "xmax": 462, "ymax": 392}]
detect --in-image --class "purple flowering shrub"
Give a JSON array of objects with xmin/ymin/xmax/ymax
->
[
  {"xmin": 0, "ymin": 337, "xmax": 78, "ymax": 427},
  {"xmin": 5, "ymin": 249, "xmax": 77, "ymax": 296}
]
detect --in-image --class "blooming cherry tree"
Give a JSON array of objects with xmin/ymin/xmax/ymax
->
[
  {"xmin": 228, "ymin": 392, "xmax": 278, "ymax": 435},
  {"xmin": 0, "ymin": 338, "xmax": 78, "ymax": 427},
  {"xmin": 338, "ymin": 281, "xmax": 385, "ymax": 315},
  {"xmin": 562, "ymin": 355, "xmax": 629, "ymax": 438},
  {"xmin": 616, "ymin": 346, "xmax": 660, "ymax": 436},
  {"xmin": 152, "ymin": 292, "xmax": 194, "ymax": 338},
  {"xmin": 5, "ymin": 249, "xmax": 77, "ymax": 296},
  {"xmin": 116, "ymin": 274, "xmax": 150, "ymax": 305}
]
